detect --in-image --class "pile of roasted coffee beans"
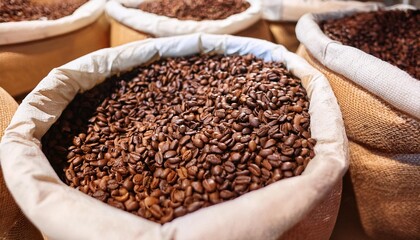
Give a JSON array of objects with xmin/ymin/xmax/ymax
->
[
  {"xmin": 0, "ymin": 0, "xmax": 88, "ymax": 23},
  {"xmin": 42, "ymin": 54, "xmax": 316, "ymax": 224},
  {"xmin": 137, "ymin": 0, "xmax": 250, "ymax": 21},
  {"xmin": 321, "ymin": 9, "xmax": 419, "ymax": 79}
]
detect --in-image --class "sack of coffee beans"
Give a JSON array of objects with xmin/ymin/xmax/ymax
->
[
  {"xmin": 0, "ymin": 34, "xmax": 347, "ymax": 240},
  {"xmin": 105, "ymin": 0, "xmax": 272, "ymax": 47},
  {"xmin": 261, "ymin": 0, "xmax": 381, "ymax": 52},
  {"xmin": 0, "ymin": 87, "xmax": 43, "ymax": 240},
  {"xmin": 296, "ymin": 7, "xmax": 420, "ymax": 240},
  {"xmin": 0, "ymin": 0, "xmax": 109, "ymax": 97}
]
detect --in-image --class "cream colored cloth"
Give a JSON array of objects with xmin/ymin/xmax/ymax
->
[
  {"xmin": 0, "ymin": 34, "xmax": 347, "ymax": 240},
  {"xmin": 295, "ymin": 7, "xmax": 420, "ymax": 239},
  {"xmin": 105, "ymin": 0, "xmax": 261, "ymax": 36},
  {"xmin": 0, "ymin": 0, "xmax": 105, "ymax": 45},
  {"xmin": 296, "ymin": 6, "xmax": 420, "ymax": 119},
  {"xmin": 261, "ymin": 0, "xmax": 381, "ymax": 22}
]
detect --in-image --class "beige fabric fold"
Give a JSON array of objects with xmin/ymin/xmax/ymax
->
[
  {"xmin": 106, "ymin": 0, "xmax": 272, "ymax": 47},
  {"xmin": 0, "ymin": 0, "xmax": 105, "ymax": 45},
  {"xmin": 296, "ymin": 8, "xmax": 420, "ymax": 238},
  {"xmin": 0, "ymin": 34, "xmax": 347, "ymax": 240}
]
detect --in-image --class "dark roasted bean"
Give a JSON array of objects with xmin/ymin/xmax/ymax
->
[
  {"xmin": 42, "ymin": 53, "xmax": 315, "ymax": 225},
  {"xmin": 321, "ymin": 9, "xmax": 419, "ymax": 79},
  {"xmin": 138, "ymin": 0, "xmax": 250, "ymax": 21}
]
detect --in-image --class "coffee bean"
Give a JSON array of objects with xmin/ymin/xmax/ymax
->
[
  {"xmin": 191, "ymin": 181, "xmax": 204, "ymax": 193},
  {"xmin": 43, "ymin": 54, "xmax": 316, "ymax": 224},
  {"xmin": 161, "ymin": 208, "xmax": 174, "ymax": 223},
  {"xmin": 257, "ymin": 126, "xmax": 270, "ymax": 137},
  {"xmin": 231, "ymin": 143, "xmax": 245, "ymax": 152},
  {"xmin": 179, "ymin": 135, "xmax": 191, "ymax": 145},
  {"xmin": 138, "ymin": 0, "xmax": 250, "ymax": 21},
  {"xmin": 123, "ymin": 179, "xmax": 134, "ymax": 191},
  {"xmin": 187, "ymin": 201, "xmax": 203, "ymax": 212},
  {"xmin": 283, "ymin": 171, "xmax": 294, "ymax": 178},
  {"xmin": 248, "ymin": 140, "xmax": 257, "ymax": 152},
  {"xmin": 174, "ymin": 206, "xmax": 187, "ymax": 217},
  {"xmin": 150, "ymin": 204, "xmax": 164, "ymax": 218},
  {"xmin": 234, "ymin": 175, "xmax": 251, "ymax": 185},
  {"xmin": 207, "ymin": 154, "xmax": 221, "ymax": 165},
  {"xmin": 217, "ymin": 142, "xmax": 228, "ymax": 151},
  {"xmin": 167, "ymin": 171, "xmax": 177, "ymax": 184},
  {"xmin": 264, "ymin": 139, "xmax": 277, "ymax": 149},
  {"xmin": 224, "ymin": 161, "xmax": 236, "ymax": 173},
  {"xmin": 164, "ymin": 150, "xmax": 177, "ymax": 159},
  {"xmin": 187, "ymin": 166, "xmax": 198, "ymax": 177},
  {"xmin": 0, "ymin": 0, "xmax": 88, "ymax": 23},
  {"xmin": 202, "ymin": 178, "xmax": 217, "ymax": 193},
  {"xmin": 248, "ymin": 164, "xmax": 261, "ymax": 176},
  {"xmin": 192, "ymin": 138, "xmax": 204, "ymax": 149},
  {"xmin": 211, "ymin": 165, "xmax": 223, "ymax": 176},
  {"xmin": 281, "ymin": 162, "xmax": 296, "ymax": 171},
  {"xmin": 210, "ymin": 145, "xmax": 223, "ymax": 154},
  {"xmin": 181, "ymin": 150, "xmax": 193, "ymax": 161},
  {"xmin": 249, "ymin": 115, "xmax": 260, "ymax": 128},
  {"xmin": 294, "ymin": 165, "xmax": 304, "ymax": 176},
  {"xmin": 259, "ymin": 149, "xmax": 273, "ymax": 158},
  {"xmin": 321, "ymin": 9, "xmax": 419, "ymax": 79},
  {"xmin": 177, "ymin": 167, "xmax": 188, "ymax": 179},
  {"xmin": 209, "ymin": 191, "xmax": 220, "ymax": 204},
  {"xmin": 261, "ymin": 160, "xmax": 272, "ymax": 171},
  {"xmin": 171, "ymin": 189, "xmax": 186, "ymax": 203},
  {"xmin": 220, "ymin": 190, "xmax": 236, "ymax": 199},
  {"xmin": 125, "ymin": 198, "xmax": 140, "ymax": 211},
  {"xmin": 267, "ymin": 154, "xmax": 281, "ymax": 161},
  {"xmin": 230, "ymin": 152, "xmax": 242, "ymax": 162}
]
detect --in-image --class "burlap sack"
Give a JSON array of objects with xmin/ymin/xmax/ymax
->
[
  {"xmin": 105, "ymin": 0, "xmax": 272, "ymax": 47},
  {"xmin": 0, "ymin": 34, "xmax": 347, "ymax": 240},
  {"xmin": 261, "ymin": 0, "xmax": 381, "ymax": 52},
  {"xmin": 296, "ymin": 8, "xmax": 420, "ymax": 239},
  {"xmin": 0, "ymin": 0, "xmax": 109, "ymax": 97},
  {"xmin": 0, "ymin": 87, "xmax": 43, "ymax": 240}
]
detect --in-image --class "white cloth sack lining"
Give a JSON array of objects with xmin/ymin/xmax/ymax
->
[
  {"xmin": 105, "ymin": 0, "xmax": 261, "ymax": 37},
  {"xmin": 262, "ymin": 0, "xmax": 382, "ymax": 22},
  {"xmin": 0, "ymin": 33, "xmax": 347, "ymax": 240},
  {"xmin": 295, "ymin": 6, "xmax": 420, "ymax": 119},
  {"xmin": 0, "ymin": 0, "xmax": 105, "ymax": 45}
]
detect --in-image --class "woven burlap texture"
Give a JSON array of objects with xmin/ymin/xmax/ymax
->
[
  {"xmin": 298, "ymin": 47, "xmax": 419, "ymax": 153},
  {"xmin": 0, "ymin": 87, "xmax": 43, "ymax": 240},
  {"xmin": 298, "ymin": 47, "xmax": 420, "ymax": 240},
  {"xmin": 349, "ymin": 141, "xmax": 420, "ymax": 240}
]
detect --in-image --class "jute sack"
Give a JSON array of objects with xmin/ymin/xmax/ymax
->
[
  {"xmin": 0, "ymin": 87, "xmax": 43, "ymax": 240},
  {"xmin": 105, "ymin": 0, "xmax": 272, "ymax": 47},
  {"xmin": 261, "ymin": 0, "xmax": 381, "ymax": 52},
  {"xmin": 0, "ymin": 0, "xmax": 109, "ymax": 97},
  {"xmin": 0, "ymin": 34, "xmax": 347, "ymax": 240},
  {"xmin": 296, "ymin": 8, "xmax": 420, "ymax": 240}
]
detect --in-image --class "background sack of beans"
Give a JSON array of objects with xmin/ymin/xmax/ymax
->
[
  {"xmin": 295, "ymin": 7, "xmax": 420, "ymax": 240},
  {"xmin": 0, "ymin": 87, "xmax": 43, "ymax": 240},
  {"xmin": 0, "ymin": 0, "xmax": 109, "ymax": 97},
  {"xmin": 0, "ymin": 33, "xmax": 347, "ymax": 240},
  {"xmin": 261, "ymin": 0, "xmax": 381, "ymax": 52},
  {"xmin": 105, "ymin": 0, "xmax": 272, "ymax": 47}
]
